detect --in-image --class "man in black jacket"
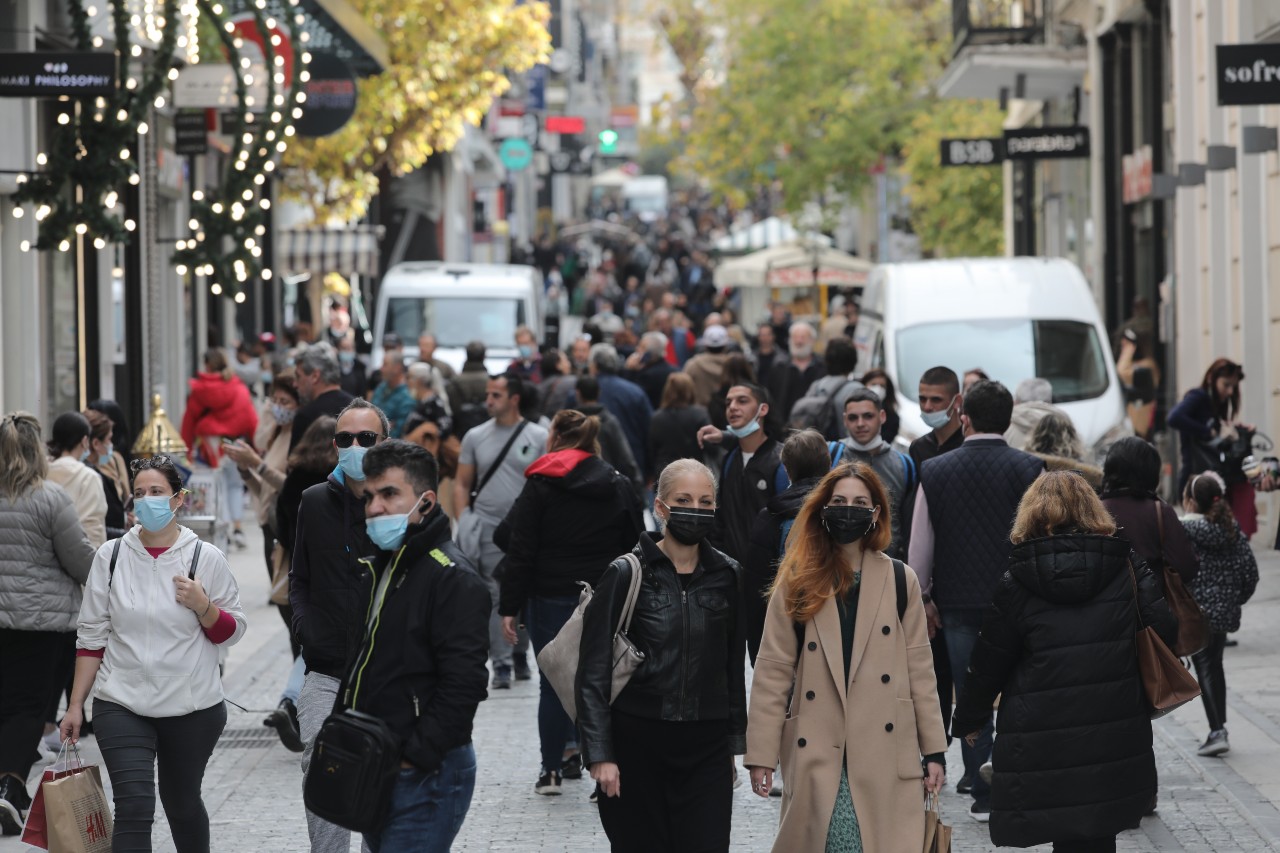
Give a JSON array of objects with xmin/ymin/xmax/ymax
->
[
  {"xmin": 342, "ymin": 440, "xmax": 490, "ymax": 850},
  {"xmin": 742, "ymin": 429, "xmax": 831, "ymax": 664},
  {"xmin": 288, "ymin": 399, "xmax": 387, "ymax": 853},
  {"xmin": 908, "ymin": 380, "xmax": 1044, "ymax": 822}
]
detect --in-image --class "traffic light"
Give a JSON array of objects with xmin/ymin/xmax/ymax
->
[{"xmin": 598, "ymin": 128, "xmax": 619, "ymax": 155}]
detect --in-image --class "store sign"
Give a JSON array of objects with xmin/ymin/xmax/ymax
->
[
  {"xmin": 174, "ymin": 63, "xmax": 266, "ymax": 108},
  {"xmin": 174, "ymin": 111, "xmax": 208, "ymax": 155},
  {"xmin": 0, "ymin": 52, "xmax": 114, "ymax": 97},
  {"xmin": 1122, "ymin": 144, "xmax": 1153, "ymax": 204},
  {"xmin": 1216, "ymin": 43, "xmax": 1280, "ymax": 105},
  {"xmin": 545, "ymin": 115, "xmax": 584, "ymax": 134},
  {"xmin": 1003, "ymin": 126, "xmax": 1091, "ymax": 160},
  {"xmin": 499, "ymin": 137, "xmax": 534, "ymax": 171},
  {"xmin": 940, "ymin": 137, "xmax": 1004, "ymax": 167},
  {"xmin": 295, "ymin": 53, "xmax": 357, "ymax": 138}
]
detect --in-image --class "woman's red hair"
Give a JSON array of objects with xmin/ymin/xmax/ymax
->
[{"xmin": 773, "ymin": 461, "xmax": 893, "ymax": 622}]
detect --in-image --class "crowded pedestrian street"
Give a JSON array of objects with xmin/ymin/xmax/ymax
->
[{"xmin": 3, "ymin": 526, "xmax": 1278, "ymax": 853}]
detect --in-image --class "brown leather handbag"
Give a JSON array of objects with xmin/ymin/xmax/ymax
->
[
  {"xmin": 1152, "ymin": 501, "xmax": 1210, "ymax": 656},
  {"xmin": 1127, "ymin": 560, "xmax": 1201, "ymax": 719}
]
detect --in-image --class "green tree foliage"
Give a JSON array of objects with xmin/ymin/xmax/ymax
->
[{"xmin": 900, "ymin": 99, "xmax": 1005, "ymax": 256}]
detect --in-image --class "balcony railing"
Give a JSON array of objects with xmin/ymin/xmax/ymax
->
[{"xmin": 952, "ymin": 0, "xmax": 1045, "ymax": 55}]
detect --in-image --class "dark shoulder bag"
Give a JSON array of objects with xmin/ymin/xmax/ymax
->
[
  {"xmin": 303, "ymin": 709, "xmax": 402, "ymax": 834},
  {"xmin": 1153, "ymin": 500, "xmax": 1210, "ymax": 657},
  {"xmin": 1128, "ymin": 559, "xmax": 1201, "ymax": 719}
]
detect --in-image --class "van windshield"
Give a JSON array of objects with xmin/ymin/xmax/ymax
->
[
  {"xmin": 383, "ymin": 297, "xmax": 525, "ymax": 349},
  {"xmin": 895, "ymin": 319, "xmax": 1109, "ymax": 404}
]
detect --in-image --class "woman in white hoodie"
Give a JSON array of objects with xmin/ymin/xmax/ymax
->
[{"xmin": 61, "ymin": 455, "xmax": 246, "ymax": 853}]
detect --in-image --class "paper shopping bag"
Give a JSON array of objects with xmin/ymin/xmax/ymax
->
[
  {"xmin": 21, "ymin": 745, "xmax": 91, "ymax": 849},
  {"xmin": 923, "ymin": 793, "xmax": 951, "ymax": 853},
  {"xmin": 43, "ymin": 764, "xmax": 112, "ymax": 853}
]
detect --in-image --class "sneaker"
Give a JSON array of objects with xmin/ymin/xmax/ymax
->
[
  {"xmin": 979, "ymin": 761, "xmax": 994, "ymax": 785},
  {"xmin": 264, "ymin": 699, "xmax": 304, "ymax": 753},
  {"xmin": 513, "ymin": 656, "xmax": 533, "ymax": 681},
  {"xmin": 970, "ymin": 802, "xmax": 991, "ymax": 823},
  {"xmin": 1198, "ymin": 729, "xmax": 1230, "ymax": 757},
  {"xmin": 535, "ymin": 770, "xmax": 562, "ymax": 795},
  {"xmin": 561, "ymin": 753, "xmax": 583, "ymax": 780},
  {"xmin": 956, "ymin": 773, "xmax": 973, "ymax": 794},
  {"xmin": 0, "ymin": 775, "xmax": 27, "ymax": 836},
  {"xmin": 492, "ymin": 666, "xmax": 512, "ymax": 689},
  {"xmin": 232, "ymin": 529, "xmax": 248, "ymax": 551}
]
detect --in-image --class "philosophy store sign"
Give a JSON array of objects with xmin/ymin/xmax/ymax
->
[{"xmin": 0, "ymin": 52, "xmax": 115, "ymax": 97}]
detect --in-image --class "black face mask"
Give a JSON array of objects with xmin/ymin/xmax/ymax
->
[
  {"xmin": 822, "ymin": 505, "xmax": 876, "ymax": 545},
  {"xmin": 662, "ymin": 504, "xmax": 717, "ymax": 546}
]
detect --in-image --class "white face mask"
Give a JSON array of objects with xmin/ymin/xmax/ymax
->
[{"xmin": 849, "ymin": 434, "xmax": 885, "ymax": 452}]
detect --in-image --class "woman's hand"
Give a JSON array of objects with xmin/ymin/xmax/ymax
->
[
  {"xmin": 500, "ymin": 616, "xmax": 519, "ymax": 646},
  {"xmin": 223, "ymin": 439, "xmax": 262, "ymax": 471},
  {"xmin": 590, "ymin": 761, "xmax": 621, "ymax": 798},
  {"xmin": 60, "ymin": 704, "xmax": 84, "ymax": 744},
  {"xmin": 748, "ymin": 766, "xmax": 774, "ymax": 799},
  {"xmin": 922, "ymin": 761, "xmax": 945, "ymax": 794},
  {"xmin": 173, "ymin": 574, "xmax": 210, "ymax": 614}
]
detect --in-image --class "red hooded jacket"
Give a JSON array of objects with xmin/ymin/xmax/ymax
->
[{"xmin": 181, "ymin": 372, "xmax": 259, "ymax": 465}]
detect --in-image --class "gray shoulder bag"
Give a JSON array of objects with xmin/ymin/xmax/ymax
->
[{"xmin": 535, "ymin": 552, "xmax": 645, "ymax": 722}]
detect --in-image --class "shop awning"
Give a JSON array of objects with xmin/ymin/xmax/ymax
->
[{"xmin": 278, "ymin": 225, "xmax": 383, "ymax": 278}]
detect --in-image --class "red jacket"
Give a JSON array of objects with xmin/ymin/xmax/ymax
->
[{"xmin": 181, "ymin": 372, "xmax": 259, "ymax": 465}]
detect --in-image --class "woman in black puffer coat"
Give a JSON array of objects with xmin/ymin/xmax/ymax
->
[
  {"xmin": 1182, "ymin": 472, "xmax": 1259, "ymax": 758},
  {"xmin": 953, "ymin": 471, "xmax": 1177, "ymax": 853}
]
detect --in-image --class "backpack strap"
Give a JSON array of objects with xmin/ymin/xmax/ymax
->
[
  {"xmin": 828, "ymin": 440, "xmax": 846, "ymax": 467},
  {"xmin": 778, "ymin": 518, "xmax": 795, "ymax": 559},
  {"xmin": 189, "ymin": 540, "xmax": 203, "ymax": 580},
  {"xmin": 107, "ymin": 538, "xmax": 123, "ymax": 588},
  {"xmin": 773, "ymin": 461, "xmax": 790, "ymax": 495},
  {"xmin": 721, "ymin": 446, "xmax": 740, "ymax": 484},
  {"xmin": 891, "ymin": 558, "xmax": 907, "ymax": 623}
]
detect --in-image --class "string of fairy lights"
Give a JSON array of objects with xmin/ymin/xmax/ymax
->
[{"xmin": 12, "ymin": 0, "xmax": 310, "ymax": 300}]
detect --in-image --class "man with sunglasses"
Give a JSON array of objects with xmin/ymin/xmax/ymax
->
[{"xmin": 287, "ymin": 398, "xmax": 388, "ymax": 853}]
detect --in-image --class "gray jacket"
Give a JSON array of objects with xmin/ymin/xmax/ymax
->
[{"xmin": 0, "ymin": 480, "xmax": 96, "ymax": 632}]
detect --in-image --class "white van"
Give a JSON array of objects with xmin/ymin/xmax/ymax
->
[
  {"xmin": 855, "ymin": 257, "xmax": 1131, "ymax": 460},
  {"xmin": 372, "ymin": 262, "xmax": 543, "ymax": 374}
]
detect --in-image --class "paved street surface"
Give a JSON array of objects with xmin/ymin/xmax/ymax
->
[{"xmin": 6, "ymin": 523, "xmax": 1280, "ymax": 851}]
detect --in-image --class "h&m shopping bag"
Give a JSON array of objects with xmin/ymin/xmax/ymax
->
[
  {"xmin": 21, "ymin": 742, "xmax": 91, "ymax": 850},
  {"xmin": 43, "ymin": 762, "xmax": 112, "ymax": 853}
]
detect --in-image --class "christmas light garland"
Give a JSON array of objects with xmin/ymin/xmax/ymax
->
[
  {"xmin": 172, "ymin": 0, "xmax": 308, "ymax": 300},
  {"xmin": 13, "ymin": 0, "xmax": 179, "ymax": 251}
]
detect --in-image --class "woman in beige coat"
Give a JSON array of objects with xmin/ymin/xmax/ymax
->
[{"xmin": 746, "ymin": 461, "xmax": 947, "ymax": 853}]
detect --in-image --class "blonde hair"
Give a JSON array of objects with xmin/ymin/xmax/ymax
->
[
  {"xmin": 656, "ymin": 458, "xmax": 716, "ymax": 503},
  {"xmin": 1010, "ymin": 470, "xmax": 1117, "ymax": 544},
  {"xmin": 0, "ymin": 412, "xmax": 49, "ymax": 499}
]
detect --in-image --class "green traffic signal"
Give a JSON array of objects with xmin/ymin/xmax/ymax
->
[{"xmin": 598, "ymin": 129, "xmax": 619, "ymax": 154}]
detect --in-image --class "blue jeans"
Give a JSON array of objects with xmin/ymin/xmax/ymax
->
[
  {"xmin": 364, "ymin": 743, "xmax": 477, "ymax": 853},
  {"xmin": 528, "ymin": 594, "xmax": 580, "ymax": 772},
  {"xmin": 281, "ymin": 655, "xmax": 306, "ymax": 705},
  {"xmin": 943, "ymin": 608, "xmax": 994, "ymax": 806}
]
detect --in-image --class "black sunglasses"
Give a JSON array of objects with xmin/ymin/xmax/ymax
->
[
  {"xmin": 130, "ymin": 454, "xmax": 174, "ymax": 472},
  {"xmin": 334, "ymin": 431, "xmax": 382, "ymax": 449}
]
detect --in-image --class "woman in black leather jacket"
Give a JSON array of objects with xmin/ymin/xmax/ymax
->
[{"xmin": 577, "ymin": 458, "xmax": 746, "ymax": 853}]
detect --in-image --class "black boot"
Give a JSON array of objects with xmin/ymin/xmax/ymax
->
[
  {"xmin": 265, "ymin": 699, "xmax": 305, "ymax": 753},
  {"xmin": 0, "ymin": 775, "xmax": 28, "ymax": 836}
]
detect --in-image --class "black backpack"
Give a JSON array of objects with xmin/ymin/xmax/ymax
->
[
  {"xmin": 108, "ymin": 537, "xmax": 202, "ymax": 587},
  {"xmin": 787, "ymin": 376, "xmax": 860, "ymax": 440}
]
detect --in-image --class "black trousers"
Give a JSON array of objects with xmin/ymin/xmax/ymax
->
[
  {"xmin": 1053, "ymin": 838, "xmax": 1116, "ymax": 853},
  {"xmin": 596, "ymin": 711, "xmax": 731, "ymax": 853},
  {"xmin": 931, "ymin": 627, "xmax": 953, "ymax": 743},
  {"xmin": 0, "ymin": 629, "xmax": 66, "ymax": 777},
  {"xmin": 1192, "ymin": 631, "xmax": 1229, "ymax": 732}
]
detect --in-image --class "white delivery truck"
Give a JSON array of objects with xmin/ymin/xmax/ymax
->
[
  {"xmin": 372, "ymin": 262, "xmax": 543, "ymax": 375},
  {"xmin": 854, "ymin": 257, "xmax": 1131, "ymax": 461}
]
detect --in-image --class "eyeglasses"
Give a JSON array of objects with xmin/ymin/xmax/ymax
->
[
  {"xmin": 334, "ymin": 431, "xmax": 383, "ymax": 449},
  {"xmin": 130, "ymin": 454, "xmax": 174, "ymax": 473}
]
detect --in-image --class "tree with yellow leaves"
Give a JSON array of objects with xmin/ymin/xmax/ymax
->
[{"xmin": 284, "ymin": 0, "xmax": 551, "ymax": 221}]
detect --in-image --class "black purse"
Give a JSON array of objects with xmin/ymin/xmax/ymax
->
[{"xmin": 303, "ymin": 709, "xmax": 402, "ymax": 834}]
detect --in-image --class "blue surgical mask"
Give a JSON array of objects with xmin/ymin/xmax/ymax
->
[
  {"xmin": 339, "ymin": 351, "xmax": 356, "ymax": 368},
  {"xmin": 136, "ymin": 495, "xmax": 177, "ymax": 532},
  {"xmin": 260, "ymin": 371, "xmax": 273, "ymax": 385},
  {"xmin": 99, "ymin": 444, "xmax": 114, "ymax": 467},
  {"xmin": 337, "ymin": 445, "xmax": 368, "ymax": 482},
  {"xmin": 79, "ymin": 447, "xmax": 91, "ymax": 463},
  {"xmin": 921, "ymin": 396, "xmax": 957, "ymax": 431},
  {"xmin": 272, "ymin": 403, "xmax": 296, "ymax": 425},
  {"xmin": 365, "ymin": 496, "xmax": 429, "ymax": 551},
  {"xmin": 725, "ymin": 406, "xmax": 763, "ymax": 440},
  {"xmin": 518, "ymin": 344, "xmax": 535, "ymax": 359}
]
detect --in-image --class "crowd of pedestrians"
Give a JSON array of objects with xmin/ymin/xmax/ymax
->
[{"xmin": 0, "ymin": 224, "xmax": 1276, "ymax": 852}]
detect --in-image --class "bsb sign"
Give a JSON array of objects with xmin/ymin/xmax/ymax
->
[
  {"xmin": 0, "ymin": 52, "xmax": 115, "ymax": 97},
  {"xmin": 1216, "ymin": 44, "xmax": 1280, "ymax": 106},
  {"xmin": 940, "ymin": 137, "xmax": 1004, "ymax": 167}
]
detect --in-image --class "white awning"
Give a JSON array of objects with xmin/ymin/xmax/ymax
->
[
  {"xmin": 714, "ymin": 216, "xmax": 832, "ymax": 253},
  {"xmin": 278, "ymin": 225, "xmax": 383, "ymax": 278}
]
